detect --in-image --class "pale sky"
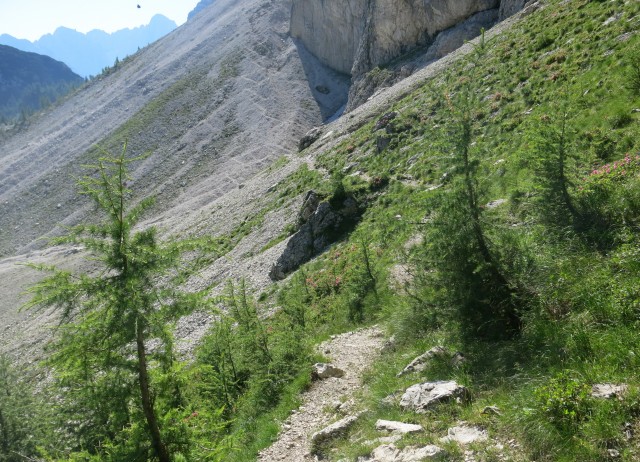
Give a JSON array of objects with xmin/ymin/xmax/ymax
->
[{"xmin": 0, "ymin": 0, "xmax": 201, "ymax": 41}]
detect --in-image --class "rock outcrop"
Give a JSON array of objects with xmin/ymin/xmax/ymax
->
[
  {"xmin": 344, "ymin": 7, "xmax": 498, "ymax": 111},
  {"xmin": 269, "ymin": 191, "xmax": 360, "ymax": 280},
  {"xmin": 291, "ymin": 0, "xmax": 532, "ymax": 112},
  {"xmin": 290, "ymin": 0, "xmax": 498, "ymax": 77}
]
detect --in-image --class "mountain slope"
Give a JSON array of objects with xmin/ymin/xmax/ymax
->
[
  {"xmin": 0, "ymin": 45, "xmax": 83, "ymax": 119},
  {"xmin": 0, "ymin": 0, "xmax": 348, "ymax": 355},
  {"xmin": 0, "ymin": 14, "xmax": 177, "ymax": 77},
  {"xmin": 1, "ymin": 0, "xmax": 640, "ymax": 460}
]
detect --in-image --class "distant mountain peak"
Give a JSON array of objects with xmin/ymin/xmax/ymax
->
[{"xmin": 0, "ymin": 16, "xmax": 177, "ymax": 77}]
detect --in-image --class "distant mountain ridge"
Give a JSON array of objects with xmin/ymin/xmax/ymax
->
[
  {"xmin": 188, "ymin": 0, "xmax": 216, "ymax": 20},
  {"xmin": 0, "ymin": 14, "xmax": 176, "ymax": 77},
  {"xmin": 0, "ymin": 45, "xmax": 83, "ymax": 120}
]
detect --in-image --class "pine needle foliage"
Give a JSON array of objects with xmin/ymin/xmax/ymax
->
[
  {"xmin": 0, "ymin": 355, "xmax": 43, "ymax": 462},
  {"xmin": 417, "ymin": 45, "xmax": 523, "ymax": 340},
  {"xmin": 23, "ymin": 144, "xmax": 222, "ymax": 461}
]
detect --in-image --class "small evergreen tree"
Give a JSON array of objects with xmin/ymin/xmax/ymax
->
[
  {"xmin": 416, "ymin": 38, "xmax": 523, "ymax": 339},
  {"xmin": 24, "ymin": 144, "xmax": 220, "ymax": 461}
]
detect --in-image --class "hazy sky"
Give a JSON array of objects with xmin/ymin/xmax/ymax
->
[{"xmin": 0, "ymin": 0, "xmax": 201, "ymax": 41}]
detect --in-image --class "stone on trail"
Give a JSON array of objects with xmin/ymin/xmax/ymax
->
[
  {"xmin": 311, "ymin": 412, "xmax": 363, "ymax": 453},
  {"xmin": 311, "ymin": 362, "xmax": 345, "ymax": 380},
  {"xmin": 399, "ymin": 380, "xmax": 470, "ymax": 412}
]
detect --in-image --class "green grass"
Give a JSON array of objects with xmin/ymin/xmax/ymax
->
[
  {"xmin": 264, "ymin": 0, "xmax": 640, "ymax": 460},
  {"xmin": 8, "ymin": 0, "xmax": 640, "ymax": 460}
]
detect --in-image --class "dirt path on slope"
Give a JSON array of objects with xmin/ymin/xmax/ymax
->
[{"xmin": 257, "ymin": 325, "xmax": 385, "ymax": 462}]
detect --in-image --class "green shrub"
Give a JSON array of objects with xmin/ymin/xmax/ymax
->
[
  {"xmin": 0, "ymin": 356, "xmax": 43, "ymax": 462},
  {"xmin": 608, "ymin": 107, "xmax": 634, "ymax": 129},
  {"xmin": 575, "ymin": 153, "xmax": 640, "ymax": 244},
  {"xmin": 534, "ymin": 372, "xmax": 591, "ymax": 431}
]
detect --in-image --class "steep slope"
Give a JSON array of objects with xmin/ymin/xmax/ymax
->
[
  {"xmin": 0, "ymin": 0, "xmax": 349, "ymax": 354},
  {"xmin": 2, "ymin": 0, "xmax": 639, "ymax": 459},
  {"xmin": 0, "ymin": 0, "xmax": 533, "ymax": 366},
  {"xmin": 256, "ymin": 1, "xmax": 640, "ymax": 460},
  {"xmin": 0, "ymin": 45, "xmax": 83, "ymax": 119},
  {"xmin": 0, "ymin": 0, "xmax": 345, "ymax": 257}
]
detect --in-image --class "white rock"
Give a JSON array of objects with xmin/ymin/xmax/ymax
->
[
  {"xmin": 440, "ymin": 425, "xmax": 488, "ymax": 445},
  {"xmin": 369, "ymin": 443, "xmax": 444, "ymax": 461},
  {"xmin": 375, "ymin": 419, "xmax": 423, "ymax": 434},
  {"xmin": 400, "ymin": 381, "xmax": 470, "ymax": 412},
  {"xmin": 591, "ymin": 383, "xmax": 628, "ymax": 399},
  {"xmin": 397, "ymin": 346, "xmax": 448, "ymax": 376}
]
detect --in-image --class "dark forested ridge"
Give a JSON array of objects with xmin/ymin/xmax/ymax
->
[{"xmin": 0, "ymin": 45, "xmax": 83, "ymax": 120}]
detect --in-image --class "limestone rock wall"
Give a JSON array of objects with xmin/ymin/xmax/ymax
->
[
  {"xmin": 290, "ymin": 0, "xmax": 499, "ymax": 77},
  {"xmin": 290, "ymin": 0, "xmax": 366, "ymax": 75}
]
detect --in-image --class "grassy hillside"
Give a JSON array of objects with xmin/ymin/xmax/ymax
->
[
  {"xmin": 240, "ymin": 0, "xmax": 640, "ymax": 460},
  {"xmin": 2, "ymin": 0, "xmax": 640, "ymax": 461},
  {"xmin": 299, "ymin": 0, "xmax": 639, "ymax": 459}
]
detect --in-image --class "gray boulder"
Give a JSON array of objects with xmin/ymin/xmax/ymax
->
[
  {"xmin": 269, "ymin": 200, "xmax": 340, "ymax": 280},
  {"xmin": 299, "ymin": 126, "xmax": 323, "ymax": 151},
  {"xmin": 312, "ymin": 363, "xmax": 346, "ymax": 380},
  {"xmin": 269, "ymin": 193, "xmax": 360, "ymax": 280},
  {"xmin": 399, "ymin": 381, "xmax": 470, "ymax": 412}
]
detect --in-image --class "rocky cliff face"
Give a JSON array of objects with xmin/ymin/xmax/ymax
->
[{"xmin": 290, "ymin": 0, "xmax": 499, "ymax": 77}]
